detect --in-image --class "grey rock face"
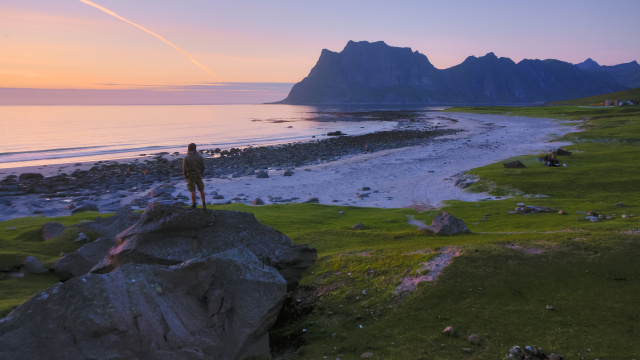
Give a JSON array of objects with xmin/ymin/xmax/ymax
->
[
  {"xmin": 92, "ymin": 202, "xmax": 317, "ymax": 289},
  {"xmin": 0, "ymin": 248, "xmax": 287, "ymax": 360},
  {"xmin": 40, "ymin": 222, "xmax": 66, "ymax": 241},
  {"xmin": 51, "ymin": 236, "xmax": 115, "ymax": 281},
  {"xmin": 2, "ymin": 203, "xmax": 317, "ymax": 359},
  {"xmin": 426, "ymin": 211, "xmax": 471, "ymax": 235}
]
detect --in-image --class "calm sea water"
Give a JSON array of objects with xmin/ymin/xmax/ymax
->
[{"xmin": 0, "ymin": 104, "xmax": 444, "ymax": 169}]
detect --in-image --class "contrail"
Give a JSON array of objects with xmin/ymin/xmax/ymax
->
[{"xmin": 78, "ymin": 0, "xmax": 218, "ymax": 81}]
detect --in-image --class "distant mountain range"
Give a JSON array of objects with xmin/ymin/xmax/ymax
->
[{"xmin": 277, "ymin": 41, "xmax": 640, "ymax": 105}]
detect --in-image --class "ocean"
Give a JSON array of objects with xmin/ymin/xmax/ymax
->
[{"xmin": 0, "ymin": 104, "xmax": 445, "ymax": 169}]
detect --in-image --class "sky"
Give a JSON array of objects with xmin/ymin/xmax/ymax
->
[{"xmin": 1, "ymin": 0, "xmax": 639, "ymax": 104}]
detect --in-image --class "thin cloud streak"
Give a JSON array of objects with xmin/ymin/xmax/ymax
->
[{"xmin": 77, "ymin": 0, "xmax": 219, "ymax": 81}]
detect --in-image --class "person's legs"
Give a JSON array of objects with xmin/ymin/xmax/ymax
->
[
  {"xmin": 187, "ymin": 178, "xmax": 197, "ymax": 208},
  {"xmin": 196, "ymin": 179, "xmax": 206, "ymax": 210},
  {"xmin": 190, "ymin": 191, "xmax": 197, "ymax": 208},
  {"xmin": 199, "ymin": 190, "xmax": 206, "ymax": 210}
]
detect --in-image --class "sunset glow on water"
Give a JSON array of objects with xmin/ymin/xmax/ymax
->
[{"xmin": 0, "ymin": 104, "xmax": 403, "ymax": 169}]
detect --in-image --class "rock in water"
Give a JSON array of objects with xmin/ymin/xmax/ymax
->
[
  {"xmin": 0, "ymin": 248, "xmax": 287, "ymax": 360},
  {"xmin": 92, "ymin": 202, "xmax": 317, "ymax": 289},
  {"xmin": 425, "ymin": 211, "xmax": 471, "ymax": 235}
]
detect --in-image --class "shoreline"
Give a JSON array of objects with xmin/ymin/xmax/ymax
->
[{"xmin": 0, "ymin": 112, "xmax": 579, "ymax": 221}]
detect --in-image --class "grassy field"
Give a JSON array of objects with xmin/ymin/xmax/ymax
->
[
  {"xmin": 1, "ymin": 105, "xmax": 639, "ymax": 359},
  {"xmin": 546, "ymin": 87, "xmax": 640, "ymax": 106}
]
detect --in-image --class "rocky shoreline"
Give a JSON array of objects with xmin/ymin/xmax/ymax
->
[{"xmin": 0, "ymin": 126, "xmax": 461, "ymax": 218}]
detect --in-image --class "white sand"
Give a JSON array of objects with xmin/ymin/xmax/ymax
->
[{"xmin": 0, "ymin": 112, "xmax": 579, "ymax": 221}]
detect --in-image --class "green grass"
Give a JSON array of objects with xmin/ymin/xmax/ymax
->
[
  {"xmin": 546, "ymin": 87, "xmax": 640, "ymax": 106},
  {"xmin": 2, "ymin": 105, "xmax": 640, "ymax": 359},
  {"xmin": 0, "ymin": 212, "xmax": 105, "ymax": 315}
]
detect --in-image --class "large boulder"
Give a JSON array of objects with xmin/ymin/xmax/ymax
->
[
  {"xmin": 425, "ymin": 211, "xmax": 471, "ymax": 235},
  {"xmin": 50, "ymin": 207, "xmax": 142, "ymax": 280},
  {"xmin": 50, "ymin": 236, "xmax": 115, "ymax": 281},
  {"xmin": 76, "ymin": 206, "xmax": 141, "ymax": 243},
  {"xmin": 0, "ymin": 248, "xmax": 287, "ymax": 360},
  {"xmin": 92, "ymin": 202, "xmax": 317, "ymax": 289}
]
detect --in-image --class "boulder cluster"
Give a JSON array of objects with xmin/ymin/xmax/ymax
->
[{"xmin": 0, "ymin": 203, "xmax": 317, "ymax": 359}]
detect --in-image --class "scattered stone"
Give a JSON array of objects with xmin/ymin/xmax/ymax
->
[
  {"xmin": 622, "ymin": 214, "xmax": 630, "ymax": 219},
  {"xmin": 462, "ymin": 347, "xmax": 473, "ymax": 353},
  {"xmin": 304, "ymin": 198, "xmax": 319, "ymax": 203},
  {"xmin": 40, "ymin": 222, "xmax": 66, "ymax": 241},
  {"xmin": 425, "ymin": 211, "xmax": 470, "ymax": 235},
  {"xmin": 23, "ymin": 256, "xmax": 46, "ymax": 274},
  {"xmin": 585, "ymin": 216, "xmax": 598, "ymax": 222},
  {"xmin": 351, "ymin": 222, "xmax": 365, "ymax": 230},
  {"xmin": 546, "ymin": 305, "xmax": 555, "ymax": 311},
  {"xmin": 252, "ymin": 198, "xmax": 265, "ymax": 206},
  {"xmin": 558, "ymin": 210, "xmax": 567, "ymax": 215},
  {"xmin": 468, "ymin": 334, "xmax": 481, "ymax": 345},
  {"xmin": 130, "ymin": 198, "xmax": 149, "ymax": 207},
  {"xmin": 327, "ymin": 130, "xmax": 346, "ymax": 136},
  {"xmin": 146, "ymin": 186, "xmax": 166, "ymax": 198},
  {"xmin": 616, "ymin": 202, "xmax": 625, "ymax": 207},
  {"xmin": 256, "ymin": 170, "xmax": 269, "ymax": 178},
  {"xmin": 74, "ymin": 232, "xmax": 90, "ymax": 242},
  {"xmin": 360, "ymin": 352, "xmax": 374, "ymax": 358},
  {"xmin": 442, "ymin": 326, "xmax": 455, "ymax": 336},
  {"xmin": 18, "ymin": 173, "xmax": 44, "ymax": 182},
  {"xmin": 361, "ymin": 186, "xmax": 370, "ymax": 191},
  {"xmin": 71, "ymin": 202, "xmax": 99, "ymax": 214},
  {"xmin": 283, "ymin": 169, "xmax": 294, "ymax": 176},
  {"xmin": 515, "ymin": 205, "xmax": 556, "ymax": 214}
]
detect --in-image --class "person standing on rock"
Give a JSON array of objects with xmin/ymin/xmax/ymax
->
[{"xmin": 182, "ymin": 143, "xmax": 206, "ymax": 210}]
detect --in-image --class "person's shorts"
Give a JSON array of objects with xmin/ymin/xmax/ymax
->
[{"xmin": 186, "ymin": 177, "xmax": 205, "ymax": 192}]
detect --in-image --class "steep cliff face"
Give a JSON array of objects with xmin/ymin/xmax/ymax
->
[
  {"xmin": 278, "ymin": 41, "xmax": 630, "ymax": 105},
  {"xmin": 283, "ymin": 40, "xmax": 443, "ymax": 104},
  {"xmin": 577, "ymin": 58, "xmax": 640, "ymax": 89}
]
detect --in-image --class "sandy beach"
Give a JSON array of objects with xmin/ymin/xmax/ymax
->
[{"xmin": 0, "ymin": 112, "xmax": 579, "ymax": 221}]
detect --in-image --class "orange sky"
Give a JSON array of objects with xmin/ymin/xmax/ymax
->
[{"xmin": 2, "ymin": 0, "xmax": 639, "ymax": 91}]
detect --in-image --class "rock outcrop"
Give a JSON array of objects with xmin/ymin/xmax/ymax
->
[
  {"xmin": 426, "ymin": 211, "xmax": 471, "ymax": 235},
  {"xmin": 1, "ymin": 202, "xmax": 317, "ymax": 359},
  {"xmin": 0, "ymin": 248, "xmax": 286, "ymax": 360},
  {"xmin": 92, "ymin": 202, "xmax": 317, "ymax": 289},
  {"xmin": 51, "ymin": 207, "xmax": 141, "ymax": 280}
]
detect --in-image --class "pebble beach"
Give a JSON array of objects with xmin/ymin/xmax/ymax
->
[{"xmin": 0, "ymin": 112, "xmax": 579, "ymax": 221}]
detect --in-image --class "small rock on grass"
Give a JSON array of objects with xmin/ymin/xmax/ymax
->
[
  {"xmin": 351, "ymin": 223, "xmax": 365, "ymax": 230},
  {"xmin": 468, "ymin": 334, "xmax": 480, "ymax": 345},
  {"xmin": 24, "ymin": 256, "xmax": 46, "ymax": 274},
  {"xmin": 442, "ymin": 326, "xmax": 454, "ymax": 336}
]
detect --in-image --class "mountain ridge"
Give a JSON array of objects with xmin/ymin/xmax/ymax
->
[{"xmin": 277, "ymin": 41, "xmax": 638, "ymax": 105}]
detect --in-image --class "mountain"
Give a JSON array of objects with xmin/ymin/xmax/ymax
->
[
  {"xmin": 277, "ymin": 41, "xmax": 632, "ymax": 105},
  {"xmin": 576, "ymin": 59, "xmax": 640, "ymax": 89}
]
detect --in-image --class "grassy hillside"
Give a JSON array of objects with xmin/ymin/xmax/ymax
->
[
  {"xmin": 1, "ymin": 105, "xmax": 639, "ymax": 359},
  {"xmin": 546, "ymin": 87, "xmax": 640, "ymax": 106}
]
